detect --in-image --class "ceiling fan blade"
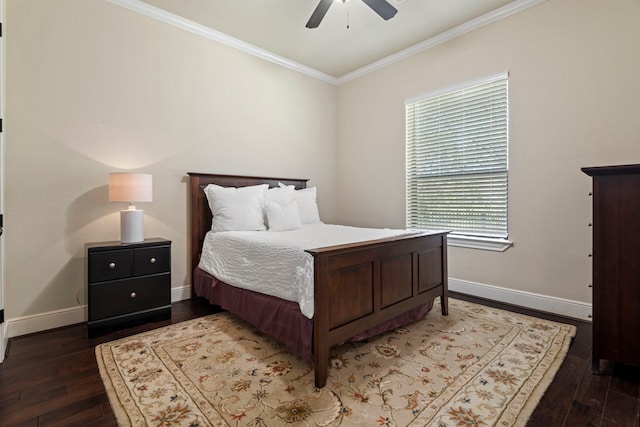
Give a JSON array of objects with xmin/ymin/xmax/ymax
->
[
  {"xmin": 361, "ymin": 0, "xmax": 398, "ymax": 20},
  {"xmin": 306, "ymin": 0, "xmax": 334, "ymax": 29}
]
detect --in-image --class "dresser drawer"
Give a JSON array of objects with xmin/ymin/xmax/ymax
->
[
  {"xmin": 89, "ymin": 274, "xmax": 171, "ymax": 321},
  {"xmin": 133, "ymin": 245, "xmax": 170, "ymax": 276},
  {"xmin": 89, "ymin": 249, "xmax": 132, "ymax": 283}
]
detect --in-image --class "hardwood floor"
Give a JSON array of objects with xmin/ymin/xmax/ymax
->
[{"xmin": 0, "ymin": 293, "xmax": 638, "ymax": 426}]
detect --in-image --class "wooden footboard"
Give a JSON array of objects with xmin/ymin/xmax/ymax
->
[{"xmin": 307, "ymin": 231, "xmax": 448, "ymax": 388}]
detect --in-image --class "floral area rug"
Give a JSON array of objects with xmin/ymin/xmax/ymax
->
[{"xmin": 95, "ymin": 298, "xmax": 575, "ymax": 426}]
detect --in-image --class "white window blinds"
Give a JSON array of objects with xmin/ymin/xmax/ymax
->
[{"xmin": 406, "ymin": 73, "xmax": 509, "ymax": 238}]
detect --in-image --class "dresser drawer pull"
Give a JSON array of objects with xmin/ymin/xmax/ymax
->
[
  {"xmin": 109, "ymin": 262, "xmax": 116, "ymax": 269},
  {"xmin": 150, "ymin": 257, "xmax": 157, "ymax": 264},
  {"xmin": 130, "ymin": 292, "xmax": 137, "ymax": 298}
]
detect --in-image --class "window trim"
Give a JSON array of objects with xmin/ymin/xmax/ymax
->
[
  {"xmin": 447, "ymin": 234, "xmax": 513, "ymax": 252},
  {"xmin": 405, "ymin": 72, "xmax": 510, "ymax": 246}
]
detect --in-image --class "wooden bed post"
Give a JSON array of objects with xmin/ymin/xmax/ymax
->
[
  {"xmin": 440, "ymin": 239, "xmax": 449, "ymax": 315},
  {"xmin": 312, "ymin": 254, "xmax": 330, "ymax": 388}
]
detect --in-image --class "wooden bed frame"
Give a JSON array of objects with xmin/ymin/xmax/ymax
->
[{"xmin": 188, "ymin": 172, "xmax": 449, "ymax": 387}]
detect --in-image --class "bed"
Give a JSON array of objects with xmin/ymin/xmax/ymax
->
[{"xmin": 188, "ymin": 172, "xmax": 449, "ymax": 388}]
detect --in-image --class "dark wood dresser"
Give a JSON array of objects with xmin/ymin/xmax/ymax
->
[
  {"xmin": 582, "ymin": 164, "xmax": 640, "ymax": 372},
  {"xmin": 86, "ymin": 238, "xmax": 172, "ymax": 337}
]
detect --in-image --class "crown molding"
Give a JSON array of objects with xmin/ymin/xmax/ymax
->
[
  {"xmin": 106, "ymin": 0, "xmax": 545, "ymax": 86},
  {"xmin": 336, "ymin": 0, "xmax": 546, "ymax": 84},
  {"xmin": 104, "ymin": 0, "xmax": 339, "ymax": 85}
]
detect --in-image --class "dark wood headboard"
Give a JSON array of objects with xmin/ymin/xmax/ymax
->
[{"xmin": 187, "ymin": 172, "xmax": 309, "ymax": 284}]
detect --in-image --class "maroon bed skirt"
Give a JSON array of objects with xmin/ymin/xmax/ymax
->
[{"xmin": 193, "ymin": 267, "xmax": 434, "ymax": 363}]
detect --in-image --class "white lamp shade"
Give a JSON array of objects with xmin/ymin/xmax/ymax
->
[{"xmin": 109, "ymin": 173, "xmax": 153, "ymax": 203}]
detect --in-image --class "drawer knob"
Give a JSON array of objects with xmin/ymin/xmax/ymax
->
[
  {"xmin": 150, "ymin": 257, "xmax": 157, "ymax": 264},
  {"xmin": 130, "ymin": 292, "xmax": 137, "ymax": 298},
  {"xmin": 109, "ymin": 262, "xmax": 116, "ymax": 269}
]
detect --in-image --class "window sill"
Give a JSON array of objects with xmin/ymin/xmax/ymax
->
[{"xmin": 447, "ymin": 234, "xmax": 513, "ymax": 252}]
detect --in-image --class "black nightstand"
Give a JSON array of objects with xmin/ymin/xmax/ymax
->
[{"xmin": 86, "ymin": 238, "xmax": 171, "ymax": 337}]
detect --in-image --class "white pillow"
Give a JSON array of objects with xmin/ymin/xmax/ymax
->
[
  {"xmin": 294, "ymin": 186, "xmax": 321, "ymax": 224},
  {"xmin": 265, "ymin": 184, "xmax": 295, "ymax": 206},
  {"xmin": 265, "ymin": 200, "xmax": 302, "ymax": 231},
  {"xmin": 204, "ymin": 184, "xmax": 268, "ymax": 232}
]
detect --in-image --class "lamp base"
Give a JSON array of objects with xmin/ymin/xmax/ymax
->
[{"xmin": 120, "ymin": 209, "xmax": 144, "ymax": 243}]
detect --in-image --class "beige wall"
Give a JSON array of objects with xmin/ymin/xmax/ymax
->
[
  {"xmin": 5, "ymin": 0, "xmax": 640, "ymax": 328},
  {"xmin": 4, "ymin": 0, "xmax": 338, "ymax": 320},
  {"xmin": 336, "ymin": 0, "xmax": 640, "ymax": 304}
]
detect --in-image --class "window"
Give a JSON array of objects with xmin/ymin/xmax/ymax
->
[{"xmin": 406, "ymin": 73, "xmax": 510, "ymax": 250}]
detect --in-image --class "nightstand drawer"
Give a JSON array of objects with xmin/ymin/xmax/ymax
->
[
  {"xmin": 89, "ymin": 274, "xmax": 171, "ymax": 321},
  {"xmin": 89, "ymin": 249, "xmax": 132, "ymax": 283},
  {"xmin": 133, "ymin": 245, "xmax": 170, "ymax": 276},
  {"xmin": 86, "ymin": 238, "xmax": 172, "ymax": 336}
]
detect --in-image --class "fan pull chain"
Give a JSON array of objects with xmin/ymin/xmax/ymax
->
[{"xmin": 346, "ymin": 1, "xmax": 350, "ymax": 29}]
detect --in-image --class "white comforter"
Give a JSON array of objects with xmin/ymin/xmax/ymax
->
[{"xmin": 198, "ymin": 223, "xmax": 412, "ymax": 319}]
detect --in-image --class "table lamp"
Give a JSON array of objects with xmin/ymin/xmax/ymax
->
[{"xmin": 109, "ymin": 173, "xmax": 153, "ymax": 243}]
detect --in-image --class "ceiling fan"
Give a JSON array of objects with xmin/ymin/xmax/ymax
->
[{"xmin": 306, "ymin": 0, "xmax": 398, "ymax": 29}]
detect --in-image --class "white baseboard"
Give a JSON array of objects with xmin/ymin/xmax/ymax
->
[
  {"xmin": 171, "ymin": 284, "xmax": 192, "ymax": 301},
  {"xmin": 0, "ymin": 323, "xmax": 7, "ymax": 363},
  {"xmin": 3, "ymin": 280, "xmax": 589, "ymax": 340},
  {"xmin": 6, "ymin": 305, "xmax": 87, "ymax": 338},
  {"xmin": 449, "ymin": 278, "xmax": 592, "ymax": 321},
  {"xmin": 5, "ymin": 285, "xmax": 193, "ymax": 339}
]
